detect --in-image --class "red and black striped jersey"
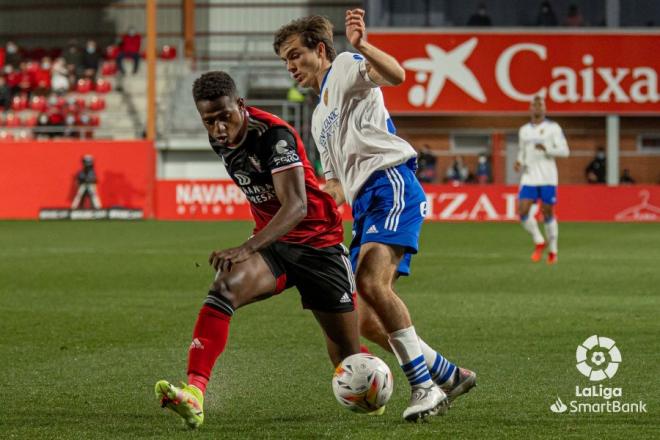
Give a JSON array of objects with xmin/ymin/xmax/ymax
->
[{"xmin": 210, "ymin": 106, "xmax": 343, "ymax": 248}]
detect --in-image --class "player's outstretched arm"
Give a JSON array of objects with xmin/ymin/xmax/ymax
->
[
  {"xmin": 323, "ymin": 178, "xmax": 346, "ymax": 207},
  {"xmin": 345, "ymin": 8, "xmax": 405, "ymax": 86}
]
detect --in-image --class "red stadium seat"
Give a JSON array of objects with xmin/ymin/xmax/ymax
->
[
  {"xmin": 76, "ymin": 78, "xmax": 93, "ymax": 93},
  {"xmin": 26, "ymin": 61, "xmax": 40, "ymax": 74},
  {"xmin": 95, "ymin": 79, "xmax": 111, "ymax": 93},
  {"xmin": 29, "ymin": 96, "xmax": 47, "ymax": 112},
  {"xmin": 5, "ymin": 113, "xmax": 22, "ymax": 127},
  {"xmin": 11, "ymin": 95, "xmax": 28, "ymax": 111},
  {"xmin": 101, "ymin": 60, "xmax": 117, "ymax": 76},
  {"xmin": 89, "ymin": 96, "xmax": 106, "ymax": 111},
  {"xmin": 160, "ymin": 45, "xmax": 177, "ymax": 60},
  {"xmin": 76, "ymin": 97, "xmax": 87, "ymax": 110},
  {"xmin": 88, "ymin": 114, "xmax": 100, "ymax": 126},
  {"xmin": 0, "ymin": 130, "xmax": 15, "ymax": 141},
  {"xmin": 105, "ymin": 45, "xmax": 120, "ymax": 60},
  {"xmin": 23, "ymin": 114, "xmax": 39, "ymax": 127},
  {"xmin": 15, "ymin": 129, "xmax": 32, "ymax": 140}
]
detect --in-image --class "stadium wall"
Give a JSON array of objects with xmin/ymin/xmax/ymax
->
[
  {"xmin": 0, "ymin": 141, "xmax": 155, "ymax": 219},
  {"xmin": 154, "ymin": 180, "xmax": 660, "ymax": 222}
]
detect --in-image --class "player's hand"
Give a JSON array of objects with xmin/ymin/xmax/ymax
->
[
  {"xmin": 514, "ymin": 161, "xmax": 522, "ymax": 172},
  {"xmin": 345, "ymin": 9, "xmax": 366, "ymax": 49},
  {"xmin": 209, "ymin": 243, "xmax": 255, "ymax": 272},
  {"xmin": 535, "ymin": 143, "xmax": 546, "ymax": 151}
]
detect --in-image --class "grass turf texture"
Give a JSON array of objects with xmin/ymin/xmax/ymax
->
[{"xmin": 0, "ymin": 220, "xmax": 658, "ymax": 439}]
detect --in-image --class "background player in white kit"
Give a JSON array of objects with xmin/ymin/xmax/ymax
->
[
  {"xmin": 515, "ymin": 96, "xmax": 570, "ymax": 264},
  {"xmin": 274, "ymin": 10, "xmax": 475, "ymax": 421}
]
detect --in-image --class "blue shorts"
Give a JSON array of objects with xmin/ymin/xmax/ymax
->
[
  {"xmin": 350, "ymin": 159, "xmax": 426, "ymax": 276},
  {"xmin": 519, "ymin": 185, "xmax": 557, "ymax": 205}
]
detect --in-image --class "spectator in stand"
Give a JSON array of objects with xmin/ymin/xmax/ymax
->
[
  {"xmin": 51, "ymin": 57, "xmax": 70, "ymax": 95},
  {"xmin": 4, "ymin": 64, "xmax": 21, "ymax": 96},
  {"xmin": 5, "ymin": 41, "xmax": 21, "ymax": 68},
  {"xmin": 17, "ymin": 62, "xmax": 33, "ymax": 96},
  {"xmin": 563, "ymin": 4, "xmax": 584, "ymax": 27},
  {"xmin": 416, "ymin": 144, "xmax": 437, "ymax": 183},
  {"xmin": 63, "ymin": 40, "xmax": 81, "ymax": 83},
  {"xmin": 620, "ymin": 169, "xmax": 636, "ymax": 185},
  {"xmin": 33, "ymin": 112, "xmax": 52, "ymax": 139},
  {"xmin": 116, "ymin": 27, "xmax": 142, "ymax": 75},
  {"xmin": 536, "ymin": 1, "xmax": 558, "ymax": 26},
  {"xmin": 476, "ymin": 153, "xmax": 492, "ymax": 184},
  {"xmin": 467, "ymin": 3, "xmax": 492, "ymax": 26},
  {"xmin": 0, "ymin": 76, "xmax": 11, "ymax": 109},
  {"xmin": 33, "ymin": 57, "xmax": 52, "ymax": 96},
  {"xmin": 585, "ymin": 147, "xmax": 606, "ymax": 184},
  {"xmin": 81, "ymin": 40, "xmax": 101, "ymax": 79},
  {"xmin": 445, "ymin": 156, "xmax": 470, "ymax": 184}
]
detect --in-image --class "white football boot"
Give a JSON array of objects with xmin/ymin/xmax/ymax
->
[{"xmin": 402, "ymin": 385, "xmax": 449, "ymax": 422}]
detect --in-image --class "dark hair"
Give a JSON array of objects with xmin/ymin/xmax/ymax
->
[
  {"xmin": 192, "ymin": 71, "xmax": 238, "ymax": 102},
  {"xmin": 273, "ymin": 15, "xmax": 336, "ymax": 61}
]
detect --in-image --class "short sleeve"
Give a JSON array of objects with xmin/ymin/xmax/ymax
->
[
  {"xmin": 333, "ymin": 52, "xmax": 379, "ymax": 94},
  {"xmin": 263, "ymin": 127, "xmax": 303, "ymax": 174}
]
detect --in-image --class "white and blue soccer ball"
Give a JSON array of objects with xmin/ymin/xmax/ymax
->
[{"xmin": 332, "ymin": 353, "xmax": 393, "ymax": 413}]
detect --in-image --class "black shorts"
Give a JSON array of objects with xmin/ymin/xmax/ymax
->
[{"xmin": 258, "ymin": 242, "xmax": 356, "ymax": 313}]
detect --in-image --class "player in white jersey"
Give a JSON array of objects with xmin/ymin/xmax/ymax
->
[
  {"xmin": 515, "ymin": 96, "xmax": 570, "ymax": 264},
  {"xmin": 274, "ymin": 11, "xmax": 475, "ymax": 421}
]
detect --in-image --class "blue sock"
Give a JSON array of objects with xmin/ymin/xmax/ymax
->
[
  {"xmin": 428, "ymin": 352, "xmax": 457, "ymax": 385},
  {"xmin": 401, "ymin": 355, "xmax": 433, "ymax": 387}
]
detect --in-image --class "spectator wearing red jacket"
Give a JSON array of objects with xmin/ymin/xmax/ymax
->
[{"xmin": 116, "ymin": 27, "xmax": 142, "ymax": 75}]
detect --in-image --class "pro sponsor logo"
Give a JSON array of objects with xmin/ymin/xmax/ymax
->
[
  {"xmin": 369, "ymin": 33, "xmax": 660, "ymax": 113},
  {"xmin": 576, "ymin": 335, "xmax": 621, "ymax": 381},
  {"xmin": 550, "ymin": 335, "xmax": 647, "ymax": 414}
]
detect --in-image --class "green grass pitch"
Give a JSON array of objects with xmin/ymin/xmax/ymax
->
[{"xmin": 1, "ymin": 220, "xmax": 658, "ymax": 439}]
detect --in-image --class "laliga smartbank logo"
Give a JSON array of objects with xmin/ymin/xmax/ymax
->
[{"xmin": 550, "ymin": 335, "xmax": 647, "ymax": 414}]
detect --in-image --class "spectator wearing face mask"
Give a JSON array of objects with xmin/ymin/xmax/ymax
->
[
  {"xmin": 116, "ymin": 27, "xmax": 142, "ymax": 75},
  {"xmin": 585, "ymin": 147, "xmax": 606, "ymax": 184},
  {"xmin": 81, "ymin": 40, "xmax": 101, "ymax": 79},
  {"xmin": 5, "ymin": 41, "xmax": 21, "ymax": 68},
  {"xmin": 51, "ymin": 57, "xmax": 70, "ymax": 95},
  {"xmin": 476, "ymin": 154, "xmax": 492, "ymax": 184},
  {"xmin": 33, "ymin": 57, "xmax": 52, "ymax": 96}
]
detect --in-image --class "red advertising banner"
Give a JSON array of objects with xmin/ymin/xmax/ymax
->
[
  {"xmin": 0, "ymin": 141, "xmax": 155, "ymax": 218},
  {"xmin": 155, "ymin": 180, "xmax": 660, "ymax": 222},
  {"xmin": 367, "ymin": 31, "xmax": 660, "ymax": 114}
]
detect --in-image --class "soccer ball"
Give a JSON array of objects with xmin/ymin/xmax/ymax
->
[{"xmin": 332, "ymin": 353, "xmax": 393, "ymax": 413}]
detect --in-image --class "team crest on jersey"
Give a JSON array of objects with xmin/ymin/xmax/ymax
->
[
  {"xmin": 234, "ymin": 172, "xmax": 251, "ymax": 186},
  {"xmin": 248, "ymin": 154, "xmax": 263, "ymax": 173},
  {"xmin": 275, "ymin": 139, "xmax": 290, "ymax": 155},
  {"xmin": 323, "ymin": 89, "xmax": 329, "ymax": 105}
]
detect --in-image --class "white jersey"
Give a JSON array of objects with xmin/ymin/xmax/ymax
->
[
  {"xmin": 311, "ymin": 52, "xmax": 417, "ymax": 205},
  {"xmin": 517, "ymin": 119, "xmax": 570, "ymax": 186}
]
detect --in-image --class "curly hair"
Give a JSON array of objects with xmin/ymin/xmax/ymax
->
[
  {"xmin": 192, "ymin": 71, "xmax": 238, "ymax": 102},
  {"xmin": 273, "ymin": 15, "xmax": 336, "ymax": 61}
]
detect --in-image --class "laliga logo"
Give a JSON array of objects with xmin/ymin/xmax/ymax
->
[{"xmin": 576, "ymin": 335, "xmax": 621, "ymax": 382}]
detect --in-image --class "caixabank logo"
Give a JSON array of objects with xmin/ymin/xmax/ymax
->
[{"xmin": 550, "ymin": 335, "xmax": 647, "ymax": 414}]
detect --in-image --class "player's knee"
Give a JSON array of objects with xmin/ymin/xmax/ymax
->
[
  {"xmin": 204, "ymin": 285, "xmax": 236, "ymax": 316},
  {"xmin": 355, "ymin": 274, "xmax": 386, "ymax": 304},
  {"xmin": 209, "ymin": 277, "xmax": 239, "ymax": 309}
]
